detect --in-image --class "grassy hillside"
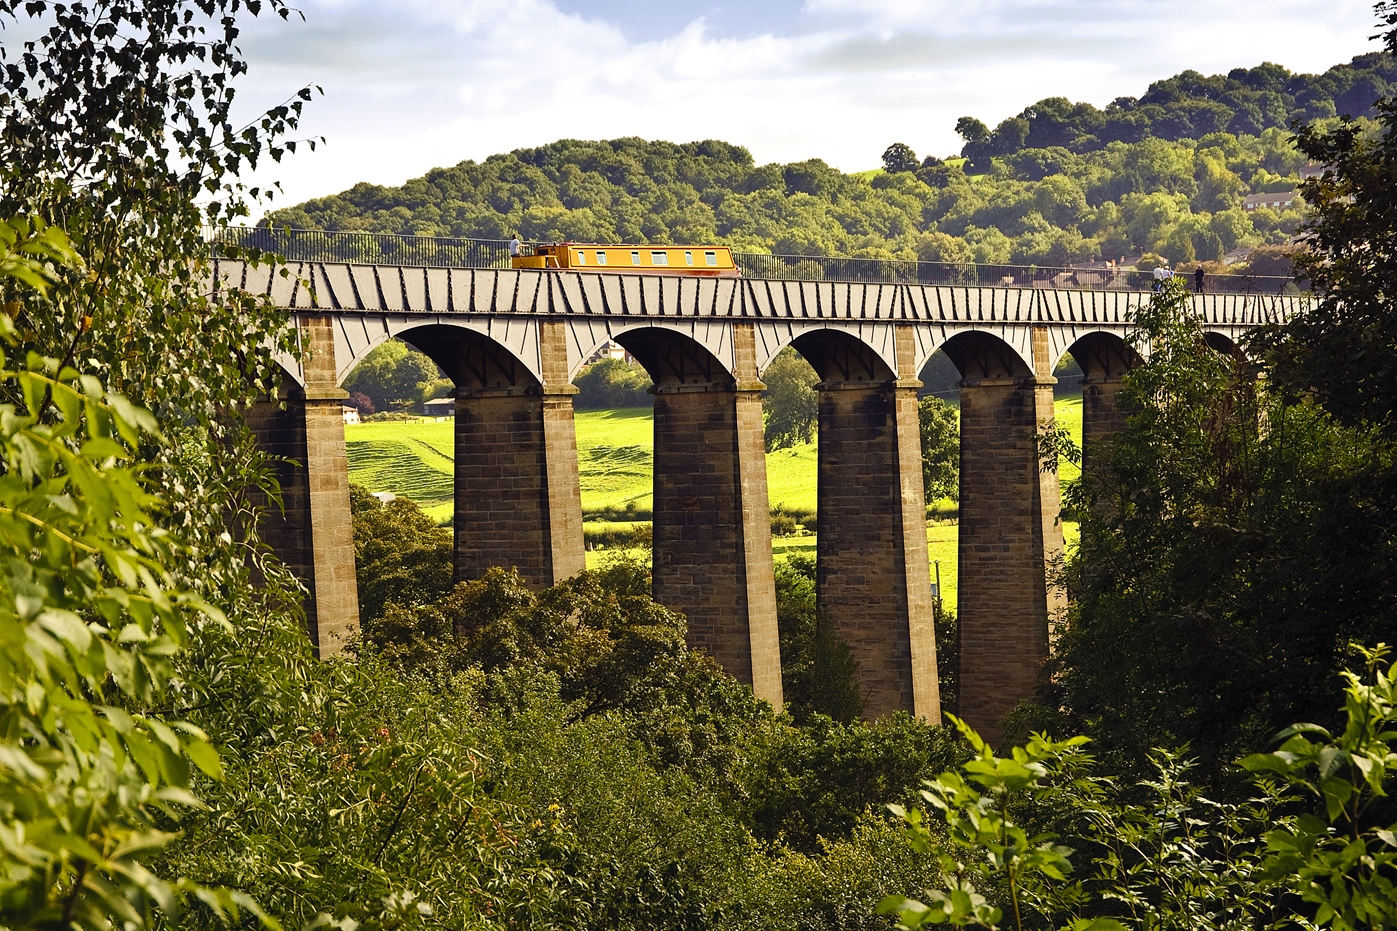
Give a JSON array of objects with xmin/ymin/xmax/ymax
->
[
  {"xmin": 347, "ymin": 395, "xmax": 1085, "ymax": 610},
  {"xmin": 346, "ymin": 398, "xmax": 1082, "ymax": 520}
]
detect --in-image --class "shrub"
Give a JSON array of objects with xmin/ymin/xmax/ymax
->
[{"xmin": 575, "ymin": 357, "xmax": 653, "ymax": 409}]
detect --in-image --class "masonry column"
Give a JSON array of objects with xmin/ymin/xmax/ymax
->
[
  {"xmin": 814, "ymin": 327, "xmax": 939, "ymax": 721},
  {"xmin": 956, "ymin": 327, "xmax": 1065, "ymax": 743},
  {"xmin": 453, "ymin": 319, "xmax": 585, "ymax": 586},
  {"xmin": 1081, "ymin": 376, "xmax": 1129, "ymax": 473},
  {"xmin": 248, "ymin": 314, "xmax": 360, "ymax": 657},
  {"xmin": 649, "ymin": 325, "xmax": 782, "ymax": 707},
  {"xmin": 1069, "ymin": 331, "xmax": 1139, "ymax": 475}
]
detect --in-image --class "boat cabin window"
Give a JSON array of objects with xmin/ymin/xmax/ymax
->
[
  {"xmin": 705, "ymin": 251, "xmax": 718, "ymax": 266},
  {"xmin": 651, "ymin": 251, "xmax": 669, "ymax": 265},
  {"xmin": 596, "ymin": 252, "xmax": 607, "ymax": 265},
  {"xmin": 685, "ymin": 251, "xmax": 694, "ymax": 265},
  {"xmin": 575, "ymin": 251, "xmax": 586, "ymax": 265},
  {"xmin": 630, "ymin": 251, "xmax": 641, "ymax": 265}
]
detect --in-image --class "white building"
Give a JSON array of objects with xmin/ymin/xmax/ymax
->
[{"xmin": 1243, "ymin": 191, "xmax": 1300, "ymax": 212}]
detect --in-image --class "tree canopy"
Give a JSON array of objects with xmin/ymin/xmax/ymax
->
[
  {"xmin": 268, "ymin": 125, "xmax": 1313, "ymax": 270},
  {"xmin": 955, "ymin": 53, "xmax": 1397, "ymax": 166}
]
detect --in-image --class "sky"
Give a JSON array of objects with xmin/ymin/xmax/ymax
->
[{"xmin": 233, "ymin": 0, "xmax": 1381, "ymax": 213}]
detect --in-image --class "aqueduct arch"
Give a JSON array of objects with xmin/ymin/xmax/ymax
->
[
  {"xmin": 234, "ymin": 258, "xmax": 1299, "ymax": 734},
  {"xmin": 614, "ymin": 326, "xmax": 783, "ymax": 707},
  {"xmin": 783, "ymin": 328, "xmax": 939, "ymax": 721},
  {"xmin": 391, "ymin": 323, "xmax": 585, "ymax": 590},
  {"xmin": 936, "ymin": 328, "xmax": 1063, "ymax": 737},
  {"xmin": 1060, "ymin": 331, "xmax": 1143, "ymax": 473}
]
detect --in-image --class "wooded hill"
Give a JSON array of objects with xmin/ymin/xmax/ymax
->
[
  {"xmin": 953, "ymin": 53, "xmax": 1397, "ymax": 163},
  {"xmin": 266, "ymin": 56, "xmax": 1395, "ymax": 269}
]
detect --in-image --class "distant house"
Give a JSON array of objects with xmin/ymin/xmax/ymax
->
[
  {"xmin": 1243, "ymin": 191, "xmax": 1301, "ymax": 212},
  {"xmin": 422, "ymin": 398, "xmax": 455, "ymax": 418},
  {"xmin": 341, "ymin": 405, "xmax": 361, "ymax": 424},
  {"xmin": 584, "ymin": 339, "xmax": 631, "ymax": 365}
]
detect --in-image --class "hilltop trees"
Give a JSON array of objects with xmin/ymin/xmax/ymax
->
[
  {"xmin": 882, "ymin": 143, "xmax": 921, "ymax": 174},
  {"xmin": 270, "ymin": 125, "xmax": 1314, "ymax": 270},
  {"xmin": 954, "ymin": 53, "xmax": 1397, "ymax": 162}
]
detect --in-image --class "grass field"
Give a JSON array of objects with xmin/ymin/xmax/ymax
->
[{"xmin": 347, "ymin": 395, "xmax": 1086, "ymax": 606}]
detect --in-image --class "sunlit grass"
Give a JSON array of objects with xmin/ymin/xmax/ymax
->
[{"xmin": 348, "ymin": 393, "xmax": 1088, "ymax": 607}]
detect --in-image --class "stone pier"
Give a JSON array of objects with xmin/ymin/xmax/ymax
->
[
  {"xmin": 1072, "ymin": 332, "xmax": 1139, "ymax": 473},
  {"xmin": 802, "ymin": 327, "xmax": 940, "ymax": 720},
  {"xmin": 248, "ymin": 315, "xmax": 360, "ymax": 656},
  {"xmin": 951, "ymin": 327, "xmax": 1065, "ymax": 743},
  {"xmin": 405, "ymin": 319, "xmax": 585, "ymax": 588},
  {"xmin": 628, "ymin": 324, "xmax": 783, "ymax": 707}
]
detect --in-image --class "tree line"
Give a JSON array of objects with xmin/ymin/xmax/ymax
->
[
  {"xmin": 267, "ymin": 123, "xmax": 1325, "ymax": 273},
  {"xmin": 949, "ymin": 53, "xmax": 1397, "ymax": 165}
]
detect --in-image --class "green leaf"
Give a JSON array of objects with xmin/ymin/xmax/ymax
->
[{"xmin": 183, "ymin": 737, "xmax": 223, "ymax": 780}]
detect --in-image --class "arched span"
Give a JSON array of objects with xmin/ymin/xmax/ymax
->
[
  {"xmin": 754, "ymin": 323, "xmax": 901, "ymax": 381},
  {"xmin": 328, "ymin": 315, "xmax": 543, "ymax": 388},
  {"xmin": 1203, "ymin": 330, "xmax": 1246, "ymax": 361},
  {"xmin": 938, "ymin": 330, "xmax": 1033, "ymax": 382},
  {"xmin": 1058, "ymin": 331, "xmax": 1143, "ymax": 380},
  {"xmin": 784, "ymin": 328, "xmax": 896, "ymax": 385},
  {"xmin": 568, "ymin": 319, "xmax": 738, "ymax": 383},
  {"xmin": 615, "ymin": 327, "xmax": 734, "ymax": 387},
  {"xmin": 392, "ymin": 324, "xmax": 540, "ymax": 391}
]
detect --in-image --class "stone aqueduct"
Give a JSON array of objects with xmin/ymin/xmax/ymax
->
[{"xmin": 221, "ymin": 258, "xmax": 1301, "ymax": 738}]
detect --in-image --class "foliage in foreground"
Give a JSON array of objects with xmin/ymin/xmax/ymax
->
[
  {"xmin": 1046, "ymin": 278, "xmax": 1397, "ymax": 779},
  {"xmin": 0, "ymin": 222, "xmax": 269, "ymax": 930},
  {"xmin": 884, "ymin": 646, "xmax": 1397, "ymax": 931}
]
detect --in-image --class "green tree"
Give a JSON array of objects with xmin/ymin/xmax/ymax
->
[
  {"xmin": 919, "ymin": 397, "xmax": 959, "ymax": 504},
  {"xmin": 342, "ymin": 341, "xmax": 443, "ymax": 412},
  {"xmin": 1262, "ymin": 6, "xmax": 1397, "ymax": 431},
  {"xmin": 1050, "ymin": 280, "xmax": 1397, "ymax": 779},
  {"xmin": 763, "ymin": 347, "xmax": 819, "ymax": 451},
  {"xmin": 0, "ymin": 222, "xmax": 267, "ymax": 930},
  {"xmin": 773, "ymin": 554, "xmax": 864, "ymax": 724},
  {"xmin": 916, "ymin": 231, "xmax": 974, "ymax": 265},
  {"xmin": 573, "ymin": 357, "xmax": 654, "ymax": 409},
  {"xmin": 350, "ymin": 486, "xmax": 453, "ymax": 626},
  {"xmin": 746, "ymin": 712, "xmax": 966, "ymax": 855},
  {"xmin": 0, "ymin": 0, "xmax": 309, "ymax": 632},
  {"xmin": 955, "ymin": 117, "xmax": 991, "ymax": 145},
  {"xmin": 883, "ymin": 143, "xmax": 920, "ymax": 174},
  {"xmin": 0, "ymin": 6, "xmax": 580, "ymax": 930}
]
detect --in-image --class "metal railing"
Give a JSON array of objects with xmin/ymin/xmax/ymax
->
[
  {"xmin": 209, "ymin": 227, "xmax": 1303, "ymax": 294},
  {"xmin": 212, "ymin": 226, "xmax": 514, "ymax": 269},
  {"xmin": 734, "ymin": 253, "xmax": 1301, "ymax": 295}
]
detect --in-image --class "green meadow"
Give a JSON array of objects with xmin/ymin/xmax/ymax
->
[{"xmin": 345, "ymin": 395, "xmax": 1085, "ymax": 610}]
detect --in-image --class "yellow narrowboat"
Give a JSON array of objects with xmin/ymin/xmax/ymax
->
[{"xmin": 511, "ymin": 242, "xmax": 741, "ymax": 278}]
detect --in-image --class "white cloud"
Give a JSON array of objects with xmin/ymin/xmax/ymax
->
[{"xmin": 231, "ymin": 0, "xmax": 1380, "ymax": 215}]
